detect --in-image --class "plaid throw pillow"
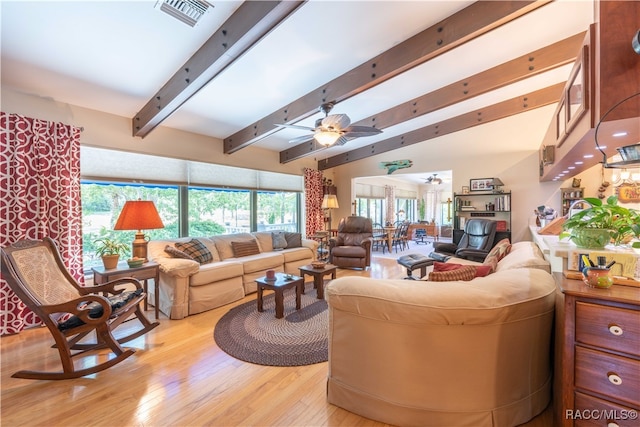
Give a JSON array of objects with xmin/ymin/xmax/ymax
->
[
  {"xmin": 428, "ymin": 265, "xmax": 476, "ymax": 282},
  {"xmin": 231, "ymin": 240, "xmax": 260, "ymax": 258},
  {"xmin": 433, "ymin": 261, "xmax": 493, "ymax": 278},
  {"xmin": 433, "ymin": 261, "xmax": 463, "ymax": 272},
  {"xmin": 164, "ymin": 245, "xmax": 194, "ymax": 260},
  {"xmin": 175, "ymin": 239, "xmax": 213, "ymax": 264}
]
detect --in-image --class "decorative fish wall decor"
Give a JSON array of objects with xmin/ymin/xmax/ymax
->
[{"xmin": 379, "ymin": 159, "xmax": 413, "ymax": 175}]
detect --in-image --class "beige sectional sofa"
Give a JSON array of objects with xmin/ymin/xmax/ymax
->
[
  {"xmin": 326, "ymin": 242, "xmax": 556, "ymax": 426},
  {"xmin": 147, "ymin": 232, "xmax": 318, "ymax": 319}
]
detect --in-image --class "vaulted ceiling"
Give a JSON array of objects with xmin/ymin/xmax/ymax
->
[{"xmin": 1, "ymin": 0, "xmax": 596, "ymax": 172}]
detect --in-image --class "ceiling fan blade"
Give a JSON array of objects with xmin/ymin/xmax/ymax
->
[
  {"xmin": 275, "ymin": 123, "xmax": 315, "ymax": 131},
  {"xmin": 321, "ymin": 113, "xmax": 350, "ymax": 130},
  {"xmin": 343, "ymin": 125, "xmax": 383, "ymax": 137},
  {"xmin": 332, "ymin": 135, "xmax": 350, "ymax": 146},
  {"xmin": 288, "ymin": 134, "xmax": 316, "ymax": 144}
]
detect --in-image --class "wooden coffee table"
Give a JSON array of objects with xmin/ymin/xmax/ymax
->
[
  {"xmin": 298, "ymin": 263, "xmax": 337, "ymax": 300},
  {"xmin": 255, "ymin": 273, "xmax": 303, "ymax": 319}
]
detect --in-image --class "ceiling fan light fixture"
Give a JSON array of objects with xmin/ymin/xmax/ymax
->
[
  {"xmin": 425, "ymin": 173, "xmax": 443, "ymax": 184},
  {"xmin": 314, "ymin": 131, "xmax": 341, "ymax": 146}
]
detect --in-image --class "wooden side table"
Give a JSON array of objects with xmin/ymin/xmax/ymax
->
[
  {"xmin": 255, "ymin": 273, "xmax": 303, "ymax": 319},
  {"xmin": 92, "ymin": 261, "xmax": 160, "ymax": 319},
  {"xmin": 298, "ymin": 263, "xmax": 337, "ymax": 299}
]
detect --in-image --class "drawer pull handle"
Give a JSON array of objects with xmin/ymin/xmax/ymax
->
[
  {"xmin": 607, "ymin": 373, "xmax": 622, "ymax": 386},
  {"xmin": 608, "ymin": 325, "xmax": 623, "ymax": 336}
]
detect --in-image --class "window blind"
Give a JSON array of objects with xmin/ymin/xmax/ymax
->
[
  {"xmin": 81, "ymin": 146, "xmax": 303, "ymax": 191},
  {"xmin": 355, "ymin": 183, "xmax": 385, "ymax": 198}
]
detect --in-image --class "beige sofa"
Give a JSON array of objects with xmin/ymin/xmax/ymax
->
[
  {"xmin": 148, "ymin": 232, "xmax": 318, "ymax": 319},
  {"xmin": 326, "ymin": 242, "xmax": 555, "ymax": 426}
]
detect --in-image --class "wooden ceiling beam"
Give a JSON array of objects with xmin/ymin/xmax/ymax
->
[
  {"xmin": 281, "ymin": 31, "xmax": 585, "ymax": 163},
  {"xmin": 317, "ymin": 83, "xmax": 565, "ymax": 170},
  {"xmin": 224, "ymin": 0, "xmax": 551, "ymax": 154},
  {"xmin": 132, "ymin": 1, "xmax": 305, "ymax": 138}
]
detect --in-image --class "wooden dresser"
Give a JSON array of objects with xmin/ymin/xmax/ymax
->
[{"xmin": 554, "ymin": 273, "xmax": 640, "ymax": 427}]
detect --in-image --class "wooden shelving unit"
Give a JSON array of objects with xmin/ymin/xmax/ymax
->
[
  {"xmin": 561, "ymin": 187, "xmax": 584, "ymax": 216},
  {"xmin": 453, "ymin": 192, "xmax": 511, "ymax": 242}
]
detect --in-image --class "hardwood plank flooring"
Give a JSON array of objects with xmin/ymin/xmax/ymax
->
[{"xmin": 1, "ymin": 254, "xmax": 552, "ymax": 426}]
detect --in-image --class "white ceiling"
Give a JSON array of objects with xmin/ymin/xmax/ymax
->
[{"xmin": 1, "ymin": 0, "xmax": 596, "ymax": 172}]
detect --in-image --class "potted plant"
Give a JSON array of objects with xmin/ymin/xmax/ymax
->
[
  {"xmin": 94, "ymin": 238, "xmax": 129, "ymax": 269},
  {"xmin": 560, "ymin": 196, "xmax": 640, "ymax": 249}
]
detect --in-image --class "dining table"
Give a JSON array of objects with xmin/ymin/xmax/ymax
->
[{"xmin": 382, "ymin": 226, "xmax": 396, "ymax": 252}]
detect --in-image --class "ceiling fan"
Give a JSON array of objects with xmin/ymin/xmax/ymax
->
[
  {"xmin": 424, "ymin": 174, "xmax": 443, "ymax": 184},
  {"xmin": 276, "ymin": 102, "xmax": 382, "ymax": 147}
]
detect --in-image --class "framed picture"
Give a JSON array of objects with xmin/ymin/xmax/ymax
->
[
  {"xmin": 566, "ymin": 45, "xmax": 589, "ymax": 135},
  {"xmin": 470, "ymin": 178, "xmax": 493, "ymax": 192},
  {"xmin": 555, "ymin": 96, "xmax": 567, "ymax": 146},
  {"xmin": 617, "ymin": 184, "xmax": 640, "ymax": 203},
  {"xmin": 461, "ymin": 186, "xmax": 470, "ymax": 194}
]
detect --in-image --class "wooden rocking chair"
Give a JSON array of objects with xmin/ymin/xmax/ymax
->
[{"xmin": 0, "ymin": 237, "xmax": 159, "ymax": 380}]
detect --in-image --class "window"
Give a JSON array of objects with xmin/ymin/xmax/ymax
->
[
  {"xmin": 187, "ymin": 187, "xmax": 249, "ymax": 235},
  {"xmin": 80, "ymin": 147, "xmax": 305, "ymax": 271},
  {"xmin": 355, "ymin": 197, "xmax": 385, "ymax": 226},
  {"xmin": 81, "ymin": 182, "xmax": 179, "ymax": 269},
  {"xmin": 257, "ymin": 191, "xmax": 300, "ymax": 232},
  {"xmin": 82, "ymin": 181, "xmax": 302, "ymax": 271},
  {"xmin": 395, "ymin": 198, "xmax": 416, "ymax": 222}
]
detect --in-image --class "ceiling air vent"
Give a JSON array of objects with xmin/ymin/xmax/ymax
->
[{"xmin": 155, "ymin": 0, "xmax": 212, "ymax": 27}]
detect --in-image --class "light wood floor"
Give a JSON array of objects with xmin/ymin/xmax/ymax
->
[{"xmin": 1, "ymin": 254, "xmax": 553, "ymax": 426}]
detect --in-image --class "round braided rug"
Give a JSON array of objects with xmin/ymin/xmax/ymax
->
[{"xmin": 213, "ymin": 283, "xmax": 328, "ymax": 366}]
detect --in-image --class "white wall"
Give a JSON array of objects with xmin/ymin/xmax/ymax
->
[{"xmin": 1, "ymin": 86, "xmax": 317, "ymax": 175}]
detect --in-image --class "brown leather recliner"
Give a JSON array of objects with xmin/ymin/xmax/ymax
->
[{"xmin": 329, "ymin": 216, "xmax": 373, "ymax": 269}]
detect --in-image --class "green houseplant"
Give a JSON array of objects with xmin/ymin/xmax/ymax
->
[
  {"xmin": 94, "ymin": 238, "xmax": 129, "ymax": 269},
  {"xmin": 560, "ymin": 196, "xmax": 640, "ymax": 249}
]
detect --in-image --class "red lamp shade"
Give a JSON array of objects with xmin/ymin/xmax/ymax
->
[
  {"xmin": 114, "ymin": 200, "xmax": 164, "ymax": 262},
  {"xmin": 114, "ymin": 201, "xmax": 164, "ymax": 231}
]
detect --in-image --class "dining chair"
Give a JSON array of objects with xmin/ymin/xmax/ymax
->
[
  {"xmin": 371, "ymin": 223, "xmax": 387, "ymax": 253},
  {"xmin": 391, "ymin": 222, "xmax": 409, "ymax": 253}
]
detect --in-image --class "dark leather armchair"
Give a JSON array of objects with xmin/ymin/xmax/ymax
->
[
  {"xmin": 329, "ymin": 216, "xmax": 373, "ymax": 269},
  {"xmin": 431, "ymin": 219, "xmax": 497, "ymax": 262}
]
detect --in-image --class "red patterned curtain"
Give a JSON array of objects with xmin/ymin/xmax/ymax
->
[
  {"xmin": 303, "ymin": 168, "xmax": 324, "ymax": 237},
  {"xmin": 0, "ymin": 112, "xmax": 84, "ymax": 335}
]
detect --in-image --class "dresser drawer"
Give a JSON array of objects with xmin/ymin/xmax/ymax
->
[
  {"xmin": 575, "ymin": 346, "xmax": 640, "ymax": 408},
  {"xmin": 576, "ymin": 302, "xmax": 640, "ymax": 357},
  {"xmin": 574, "ymin": 392, "xmax": 639, "ymax": 427}
]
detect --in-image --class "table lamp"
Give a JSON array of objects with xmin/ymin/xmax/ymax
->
[
  {"xmin": 114, "ymin": 200, "xmax": 164, "ymax": 261},
  {"xmin": 321, "ymin": 194, "xmax": 339, "ymax": 231}
]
